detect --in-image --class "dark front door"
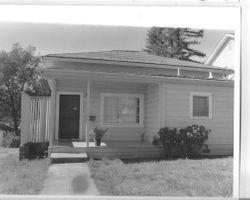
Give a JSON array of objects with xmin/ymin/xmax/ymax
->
[{"xmin": 59, "ymin": 94, "xmax": 80, "ymax": 140}]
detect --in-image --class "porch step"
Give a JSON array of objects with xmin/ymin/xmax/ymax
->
[
  {"xmin": 50, "ymin": 153, "xmax": 89, "ymax": 164},
  {"xmin": 51, "ymin": 146, "xmax": 86, "ymax": 153}
]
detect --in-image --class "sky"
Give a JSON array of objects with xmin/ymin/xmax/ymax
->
[{"xmin": 0, "ymin": 22, "xmax": 232, "ymax": 63}]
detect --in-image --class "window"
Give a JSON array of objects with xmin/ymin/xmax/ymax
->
[
  {"xmin": 190, "ymin": 92, "xmax": 212, "ymax": 118},
  {"xmin": 101, "ymin": 93, "xmax": 144, "ymax": 127}
]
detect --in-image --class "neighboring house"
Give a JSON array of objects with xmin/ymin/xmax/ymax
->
[
  {"xmin": 21, "ymin": 50, "xmax": 234, "ymax": 156},
  {"xmin": 205, "ymin": 33, "xmax": 235, "ymax": 79}
]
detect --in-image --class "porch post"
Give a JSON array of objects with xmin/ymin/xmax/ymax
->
[
  {"xmin": 159, "ymin": 83, "xmax": 166, "ymax": 128},
  {"xmin": 48, "ymin": 80, "xmax": 56, "ymax": 153},
  {"xmin": 85, "ymin": 80, "xmax": 90, "ymax": 147}
]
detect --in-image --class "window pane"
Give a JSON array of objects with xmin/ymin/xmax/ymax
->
[
  {"xmin": 119, "ymin": 97, "xmax": 140, "ymax": 124},
  {"xmin": 193, "ymin": 96, "xmax": 209, "ymax": 117},
  {"xmin": 103, "ymin": 96, "xmax": 119, "ymax": 123}
]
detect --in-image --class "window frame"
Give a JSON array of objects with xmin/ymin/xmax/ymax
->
[
  {"xmin": 189, "ymin": 92, "xmax": 212, "ymax": 119},
  {"xmin": 100, "ymin": 93, "xmax": 144, "ymax": 127}
]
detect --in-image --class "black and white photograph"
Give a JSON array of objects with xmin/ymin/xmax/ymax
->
[{"xmin": 0, "ymin": 1, "xmax": 248, "ymax": 199}]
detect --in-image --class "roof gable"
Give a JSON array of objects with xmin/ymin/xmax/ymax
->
[{"xmin": 205, "ymin": 33, "xmax": 235, "ymax": 65}]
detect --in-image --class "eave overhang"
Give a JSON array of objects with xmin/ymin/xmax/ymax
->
[
  {"xmin": 39, "ymin": 68, "xmax": 234, "ymax": 87},
  {"xmin": 43, "ymin": 55, "xmax": 234, "ymax": 75}
]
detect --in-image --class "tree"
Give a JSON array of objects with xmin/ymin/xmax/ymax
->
[
  {"xmin": 0, "ymin": 43, "xmax": 50, "ymax": 136},
  {"xmin": 25, "ymin": 76, "xmax": 51, "ymax": 97},
  {"xmin": 145, "ymin": 27, "xmax": 206, "ymax": 63}
]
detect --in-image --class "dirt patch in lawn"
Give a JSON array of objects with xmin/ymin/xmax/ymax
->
[
  {"xmin": 0, "ymin": 147, "xmax": 49, "ymax": 194},
  {"xmin": 88, "ymin": 157, "xmax": 233, "ymax": 197}
]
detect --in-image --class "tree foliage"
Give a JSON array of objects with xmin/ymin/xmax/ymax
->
[
  {"xmin": 145, "ymin": 27, "xmax": 206, "ymax": 63},
  {"xmin": 0, "ymin": 43, "xmax": 50, "ymax": 136},
  {"xmin": 25, "ymin": 76, "xmax": 51, "ymax": 97}
]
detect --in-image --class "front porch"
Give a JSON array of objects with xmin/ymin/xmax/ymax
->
[
  {"xmin": 20, "ymin": 76, "xmax": 164, "ymax": 162},
  {"xmin": 50, "ymin": 140, "xmax": 165, "ymax": 163},
  {"xmin": 47, "ymin": 77, "xmax": 162, "ymax": 146}
]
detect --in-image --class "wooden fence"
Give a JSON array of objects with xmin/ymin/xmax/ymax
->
[{"xmin": 21, "ymin": 92, "xmax": 51, "ymax": 145}]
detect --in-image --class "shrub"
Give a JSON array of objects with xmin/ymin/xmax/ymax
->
[
  {"xmin": 157, "ymin": 127, "xmax": 178, "ymax": 158},
  {"xmin": 157, "ymin": 125, "xmax": 211, "ymax": 158},
  {"xmin": 2, "ymin": 132, "xmax": 20, "ymax": 148},
  {"xmin": 19, "ymin": 145, "xmax": 29, "ymax": 160},
  {"xmin": 178, "ymin": 125, "xmax": 211, "ymax": 157},
  {"xmin": 20, "ymin": 141, "xmax": 49, "ymax": 160},
  {"xmin": 10, "ymin": 136, "xmax": 20, "ymax": 147},
  {"xmin": 152, "ymin": 135, "xmax": 160, "ymax": 146}
]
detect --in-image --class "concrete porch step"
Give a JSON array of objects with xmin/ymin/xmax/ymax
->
[
  {"xmin": 50, "ymin": 153, "xmax": 89, "ymax": 164},
  {"xmin": 51, "ymin": 146, "xmax": 86, "ymax": 153}
]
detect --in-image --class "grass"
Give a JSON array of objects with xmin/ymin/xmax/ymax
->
[
  {"xmin": 88, "ymin": 157, "xmax": 233, "ymax": 197},
  {"xmin": 0, "ymin": 148, "xmax": 49, "ymax": 194}
]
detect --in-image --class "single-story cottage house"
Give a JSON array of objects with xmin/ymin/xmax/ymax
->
[{"xmin": 21, "ymin": 50, "xmax": 234, "ymax": 159}]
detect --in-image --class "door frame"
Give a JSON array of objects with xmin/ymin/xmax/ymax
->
[{"xmin": 55, "ymin": 91, "xmax": 84, "ymax": 141}]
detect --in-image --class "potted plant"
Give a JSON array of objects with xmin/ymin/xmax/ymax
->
[{"xmin": 90, "ymin": 127, "xmax": 108, "ymax": 146}]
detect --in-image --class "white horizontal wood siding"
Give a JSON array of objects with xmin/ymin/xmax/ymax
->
[
  {"xmin": 144, "ymin": 84, "xmax": 161, "ymax": 142},
  {"xmin": 163, "ymin": 82, "xmax": 234, "ymax": 156},
  {"xmin": 56, "ymin": 79, "xmax": 147, "ymax": 141}
]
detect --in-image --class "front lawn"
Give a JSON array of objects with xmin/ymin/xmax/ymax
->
[
  {"xmin": 88, "ymin": 157, "xmax": 233, "ymax": 197},
  {"xmin": 0, "ymin": 148, "xmax": 49, "ymax": 194}
]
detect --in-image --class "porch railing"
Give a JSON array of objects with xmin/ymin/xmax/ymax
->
[{"xmin": 20, "ymin": 92, "xmax": 51, "ymax": 145}]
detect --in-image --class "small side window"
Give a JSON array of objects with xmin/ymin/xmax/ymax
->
[{"xmin": 190, "ymin": 92, "xmax": 212, "ymax": 119}]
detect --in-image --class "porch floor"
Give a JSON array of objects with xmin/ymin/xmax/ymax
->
[
  {"xmin": 50, "ymin": 140, "xmax": 166, "ymax": 161},
  {"xmin": 52, "ymin": 141, "xmax": 107, "ymax": 148},
  {"xmin": 52, "ymin": 140, "xmax": 157, "ymax": 149}
]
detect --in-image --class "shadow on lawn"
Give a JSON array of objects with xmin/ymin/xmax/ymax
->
[{"xmin": 71, "ymin": 175, "xmax": 89, "ymax": 193}]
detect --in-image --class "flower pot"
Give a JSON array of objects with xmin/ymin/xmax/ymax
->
[{"xmin": 95, "ymin": 138, "xmax": 101, "ymax": 146}]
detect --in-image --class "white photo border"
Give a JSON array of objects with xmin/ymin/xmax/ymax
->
[{"xmin": 0, "ymin": 1, "xmax": 244, "ymax": 199}]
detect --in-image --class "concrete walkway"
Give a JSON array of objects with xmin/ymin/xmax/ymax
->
[{"xmin": 40, "ymin": 163, "xmax": 100, "ymax": 195}]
